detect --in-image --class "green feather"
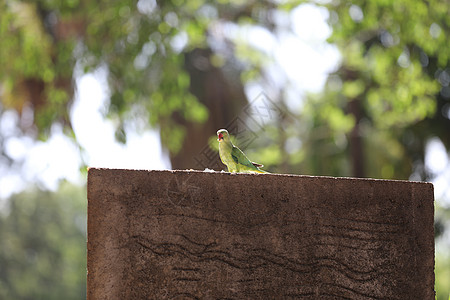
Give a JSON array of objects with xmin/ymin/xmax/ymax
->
[{"xmin": 217, "ymin": 128, "xmax": 269, "ymax": 173}]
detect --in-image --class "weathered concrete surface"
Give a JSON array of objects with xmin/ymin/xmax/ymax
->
[{"xmin": 87, "ymin": 168, "xmax": 435, "ymax": 299}]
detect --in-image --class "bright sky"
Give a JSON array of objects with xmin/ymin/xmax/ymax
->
[
  {"xmin": 0, "ymin": 3, "xmax": 449, "ymax": 209},
  {"xmin": 71, "ymin": 67, "xmax": 171, "ymax": 171}
]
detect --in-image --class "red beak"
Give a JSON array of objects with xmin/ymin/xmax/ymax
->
[{"xmin": 218, "ymin": 133, "xmax": 223, "ymax": 141}]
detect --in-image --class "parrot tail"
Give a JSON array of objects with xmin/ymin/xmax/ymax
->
[{"xmin": 252, "ymin": 162, "xmax": 264, "ymax": 168}]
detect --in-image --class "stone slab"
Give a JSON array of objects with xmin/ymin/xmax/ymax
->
[{"xmin": 87, "ymin": 168, "xmax": 435, "ymax": 299}]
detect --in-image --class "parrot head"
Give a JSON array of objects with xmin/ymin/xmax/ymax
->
[{"xmin": 217, "ymin": 129, "xmax": 229, "ymax": 142}]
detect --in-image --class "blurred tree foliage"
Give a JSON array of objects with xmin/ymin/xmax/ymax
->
[
  {"xmin": 0, "ymin": 183, "xmax": 86, "ymax": 299},
  {"xmin": 435, "ymin": 204, "xmax": 450, "ymax": 299},
  {"xmin": 0, "ymin": 0, "xmax": 285, "ymax": 169},
  {"xmin": 0, "ymin": 0, "xmax": 448, "ymax": 174},
  {"xmin": 291, "ymin": 0, "xmax": 449, "ymax": 179},
  {"xmin": 436, "ymin": 252, "xmax": 450, "ymax": 300}
]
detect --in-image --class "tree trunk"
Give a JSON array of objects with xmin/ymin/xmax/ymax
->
[
  {"xmin": 170, "ymin": 48, "xmax": 248, "ymax": 170},
  {"xmin": 348, "ymin": 98, "xmax": 364, "ymax": 177}
]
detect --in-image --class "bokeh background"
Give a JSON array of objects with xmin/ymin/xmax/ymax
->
[{"xmin": 0, "ymin": 0, "xmax": 449, "ymax": 298}]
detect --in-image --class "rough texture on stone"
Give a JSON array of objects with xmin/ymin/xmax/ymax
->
[{"xmin": 87, "ymin": 168, "xmax": 434, "ymax": 299}]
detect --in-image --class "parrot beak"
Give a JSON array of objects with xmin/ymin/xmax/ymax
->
[{"xmin": 218, "ymin": 133, "xmax": 224, "ymax": 141}]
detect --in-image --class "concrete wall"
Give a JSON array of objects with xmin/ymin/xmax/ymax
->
[{"xmin": 87, "ymin": 168, "xmax": 435, "ymax": 299}]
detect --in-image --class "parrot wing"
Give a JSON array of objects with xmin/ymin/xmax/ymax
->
[{"xmin": 231, "ymin": 146, "xmax": 258, "ymax": 169}]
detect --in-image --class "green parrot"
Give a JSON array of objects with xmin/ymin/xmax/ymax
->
[{"xmin": 217, "ymin": 129, "xmax": 268, "ymax": 173}]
